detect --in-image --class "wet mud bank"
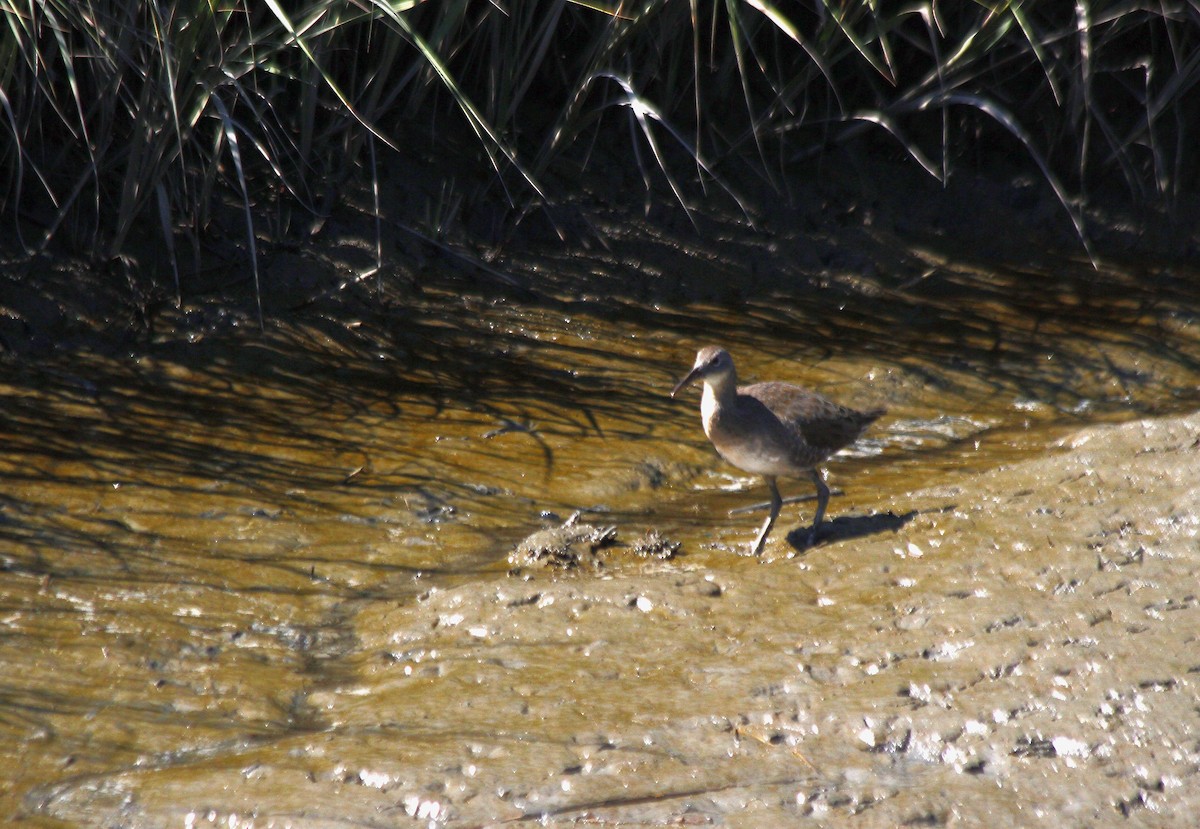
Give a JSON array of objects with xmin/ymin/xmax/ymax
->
[
  {"xmin": 3, "ymin": 154, "xmax": 1200, "ymax": 826},
  {"xmin": 16, "ymin": 408, "xmax": 1200, "ymax": 827}
]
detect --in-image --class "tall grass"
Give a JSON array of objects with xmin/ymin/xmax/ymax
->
[{"xmin": 1, "ymin": 0, "xmax": 1196, "ymax": 303}]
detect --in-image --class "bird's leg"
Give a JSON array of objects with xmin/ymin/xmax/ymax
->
[
  {"xmin": 750, "ymin": 476, "xmax": 782, "ymax": 556},
  {"xmin": 806, "ymin": 468, "xmax": 830, "ymax": 544}
]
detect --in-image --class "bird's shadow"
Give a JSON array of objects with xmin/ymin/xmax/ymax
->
[{"xmin": 785, "ymin": 509, "xmax": 919, "ymax": 553}]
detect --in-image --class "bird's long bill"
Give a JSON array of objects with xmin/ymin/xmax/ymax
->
[{"xmin": 671, "ymin": 365, "xmax": 704, "ymax": 398}]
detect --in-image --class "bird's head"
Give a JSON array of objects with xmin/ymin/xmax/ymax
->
[{"xmin": 671, "ymin": 346, "xmax": 734, "ymax": 397}]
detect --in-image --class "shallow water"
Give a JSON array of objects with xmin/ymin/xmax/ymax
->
[{"xmin": 3, "ymin": 239, "xmax": 1199, "ymax": 825}]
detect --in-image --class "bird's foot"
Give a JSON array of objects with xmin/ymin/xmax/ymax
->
[{"xmin": 747, "ymin": 526, "xmax": 775, "ymax": 556}]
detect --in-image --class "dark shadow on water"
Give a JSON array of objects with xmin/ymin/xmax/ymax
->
[{"xmin": 786, "ymin": 509, "xmax": 918, "ymax": 552}]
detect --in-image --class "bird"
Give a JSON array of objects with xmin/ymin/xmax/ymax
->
[{"xmin": 672, "ymin": 345, "xmax": 884, "ymax": 555}]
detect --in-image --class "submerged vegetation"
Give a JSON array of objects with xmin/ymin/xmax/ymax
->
[{"xmin": 1, "ymin": 0, "xmax": 1197, "ymax": 290}]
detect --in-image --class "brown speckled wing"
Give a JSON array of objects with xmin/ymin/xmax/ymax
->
[{"xmin": 742, "ymin": 382, "xmax": 884, "ymax": 453}]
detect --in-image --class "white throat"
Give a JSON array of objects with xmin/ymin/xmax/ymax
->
[{"xmin": 699, "ymin": 381, "xmax": 720, "ymax": 437}]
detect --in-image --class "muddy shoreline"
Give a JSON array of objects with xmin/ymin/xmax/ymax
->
[
  {"xmin": 2, "ymin": 154, "xmax": 1199, "ymax": 826},
  {"xmin": 13, "ymin": 408, "xmax": 1200, "ymax": 826}
]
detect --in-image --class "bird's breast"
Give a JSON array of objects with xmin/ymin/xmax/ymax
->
[{"xmin": 700, "ymin": 387, "xmax": 806, "ymax": 475}]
